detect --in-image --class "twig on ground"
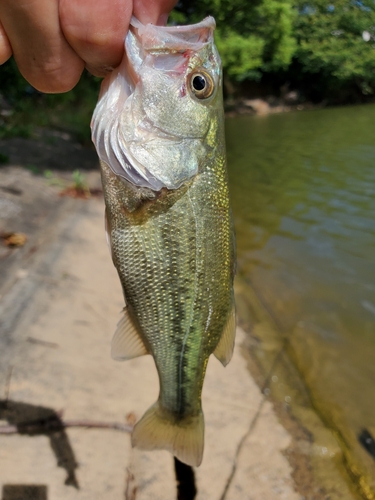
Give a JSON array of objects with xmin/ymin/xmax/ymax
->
[
  {"xmin": 27, "ymin": 337, "xmax": 59, "ymax": 349},
  {"xmin": 0, "ymin": 418, "xmax": 133, "ymax": 435}
]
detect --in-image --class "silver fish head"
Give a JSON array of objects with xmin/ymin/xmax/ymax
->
[{"xmin": 91, "ymin": 16, "xmax": 222, "ymax": 191}]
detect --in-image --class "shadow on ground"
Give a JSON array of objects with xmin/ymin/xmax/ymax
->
[
  {"xmin": 0, "ymin": 400, "xmax": 79, "ymax": 488},
  {"xmin": 2, "ymin": 484, "xmax": 48, "ymax": 500}
]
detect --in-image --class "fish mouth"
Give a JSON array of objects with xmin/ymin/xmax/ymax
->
[{"xmin": 130, "ymin": 16, "xmax": 215, "ymax": 52}]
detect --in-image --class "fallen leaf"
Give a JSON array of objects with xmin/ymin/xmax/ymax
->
[
  {"xmin": 59, "ymin": 186, "xmax": 90, "ymax": 199},
  {"xmin": 1, "ymin": 232, "xmax": 27, "ymax": 247},
  {"xmin": 125, "ymin": 412, "xmax": 137, "ymax": 426}
]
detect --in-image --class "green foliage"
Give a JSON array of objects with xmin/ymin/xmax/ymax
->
[
  {"xmin": 72, "ymin": 170, "xmax": 87, "ymax": 190},
  {"xmin": 0, "ymin": 58, "xmax": 30, "ymax": 102},
  {"xmin": 254, "ymin": 0, "xmax": 297, "ymax": 71},
  {"xmin": 43, "ymin": 169, "xmax": 65, "ymax": 186},
  {"xmin": 215, "ymin": 32, "xmax": 265, "ymax": 80},
  {"xmin": 294, "ymin": 0, "xmax": 375, "ymax": 96},
  {"xmin": 24, "ymin": 164, "xmax": 41, "ymax": 174},
  {"xmin": 172, "ymin": 0, "xmax": 375, "ymax": 100},
  {"xmin": 0, "ymin": 121, "xmax": 32, "ymax": 140},
  {"xmin": 171, "ymin": 0, "xmax": 297, "ymax": 81}
]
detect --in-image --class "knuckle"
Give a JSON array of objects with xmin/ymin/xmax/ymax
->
[{"xmin": 28, "ymin": 57, "xmax": 84, "ymax": 93}]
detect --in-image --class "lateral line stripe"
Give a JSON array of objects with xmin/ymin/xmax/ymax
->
[{"xmin": 177, "ymin": 192, "xmax": 198, "ymax": 412}]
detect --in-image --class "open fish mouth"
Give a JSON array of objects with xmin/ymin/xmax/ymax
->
[
  {"xmin": 91, "ymin": 16, "xmax": 221, "ymax": 192},
  {"xmin": 129, "ymin": 16, "xmax": 215, "ymax": 51}
]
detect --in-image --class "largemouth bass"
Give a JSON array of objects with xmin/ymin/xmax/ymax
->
[{"xmin": 91, "ymin": 16, "xmax": 236, "ymax": 467}]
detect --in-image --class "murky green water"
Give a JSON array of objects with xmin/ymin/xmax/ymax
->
[{"xmin": 226, "ymin": 104, "xmax": 375, "ymax": 486}]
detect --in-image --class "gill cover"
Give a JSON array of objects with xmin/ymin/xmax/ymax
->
[{"xmin": 91, "ymin": 16, "xmax": 221, "ymax": 191}]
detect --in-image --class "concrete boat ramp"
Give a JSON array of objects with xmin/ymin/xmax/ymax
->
[{"xmin": 0, "ymin": 164, "xmax": 358, "ymax": 499}]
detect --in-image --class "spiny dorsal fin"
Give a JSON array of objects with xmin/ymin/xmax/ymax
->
[
  {"xmin": 213, "ymin": 300, "xmax": 236, "ymax": 367},
  {"xmin": 111, "ymin": 308, "xmax": 149, "ymax": 360}
]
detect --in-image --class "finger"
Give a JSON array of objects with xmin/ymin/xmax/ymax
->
[
  {"xmin": 133, "ymin": 0, "xmax": 178, "ymax": 25},
  {"xmin": 59, "ymin": 0, "xmax": 132, "ymax": 77},
  {"xmin": 0, "ymin": 0, "xmax": 84, "ymax": 93},
  {"xmin": 0, "ymin": 20, "xmax": 12, "ymax": 65}
]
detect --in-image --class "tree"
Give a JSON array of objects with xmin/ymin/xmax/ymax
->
[
  {"xmin": 294, "ymin": 0, "xmax": 375, "ymax": 97},
  {"xmin": 172, "ymin": 0, "xmax": 297, "ymax": 81}
]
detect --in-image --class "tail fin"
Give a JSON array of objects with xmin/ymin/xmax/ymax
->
[{"xmin": 131, "ymin": 402, "xmax": 204, "ymax": 467}]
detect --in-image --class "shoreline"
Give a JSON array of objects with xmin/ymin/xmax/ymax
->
[
  {"xmin": 225, "ymin": 97, "xmax": 322, "ymax": 118},
  {"xmin": 235, "ymin": 277, "xmax": 371, "ymax": 500},
  {"xmin": 224, "ymin": 97, "xmax": 375, "ymax": 119}
]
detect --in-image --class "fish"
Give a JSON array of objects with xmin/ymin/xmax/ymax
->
[{"xmin": 91, "ymin": 16, "xmax": 236, "ymax": 467}]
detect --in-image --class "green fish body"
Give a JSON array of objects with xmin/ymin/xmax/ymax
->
[{"xmin": 91, "ymin": 16, "xmax": 236, "ymax": 467}]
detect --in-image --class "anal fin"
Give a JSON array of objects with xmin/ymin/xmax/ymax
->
[
  {"xmin": 214, "ymin": 299, "xmax": 236, "ymax": 367},
  {"xmin": 111, "ymin": 307, "xmax": 149, "ymax": 361}
]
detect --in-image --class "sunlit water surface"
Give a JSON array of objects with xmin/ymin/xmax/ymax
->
[{"xmin": 226, "ymin": 104, "xmax": 375, "ymax": 453}]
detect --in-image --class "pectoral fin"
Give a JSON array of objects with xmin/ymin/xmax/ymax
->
[
  {"xmin": 105, "ymin": 208, "xmax": 114, "ymax": 261},
  {"xmin": 111, "ymin": 308, "xmax": 149, "ymax": 360},
  {"xmin": 214, "ymin": 300, "xmax": 236, "ymax": 367}
]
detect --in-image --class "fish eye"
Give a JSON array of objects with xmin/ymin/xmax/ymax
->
[{"xmin": 188, "ymin": 70, "xmax": 214, "ymax": 99}]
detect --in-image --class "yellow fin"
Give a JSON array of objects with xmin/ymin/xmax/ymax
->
[
  {"xmin": 111, "ymin": 308, "xmax": 148, "ymax": 360},
  {"xmin": 213, "ymin": 301, "xmax": 236, "ymax": 367},
  {"xmin": 131, "ymin": 402, "xmax": 204, "ymax": 467}
]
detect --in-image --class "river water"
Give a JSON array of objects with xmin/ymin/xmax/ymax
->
[{"xmin": 226, "ymin": 104, "xmax": 375, "ymax": 489}]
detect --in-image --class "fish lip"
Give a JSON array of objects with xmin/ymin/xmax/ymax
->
[
  {"xmin": 129, "ymin": 16, "xmax": 216, "ymax": 52},
  {"xmin": 130, "ymin": 16, "xmax": 216, "ymax": 34}
]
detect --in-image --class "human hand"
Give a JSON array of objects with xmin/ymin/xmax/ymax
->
[{"xmin": 0, "ymin": 0, "xmax": 177, "ymax": 93}]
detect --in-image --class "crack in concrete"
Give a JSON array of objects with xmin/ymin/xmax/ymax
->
[
  {"xmin": 219, "ymin": 396, "xmax": 266, "ymax": 500},
  {"xmin": 219, "ymin": 327, "xmax": 289, "ymax": 500},
  {"xmin": 124, "ymin": 468, "xmax": 138, "ymax": 500}
]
